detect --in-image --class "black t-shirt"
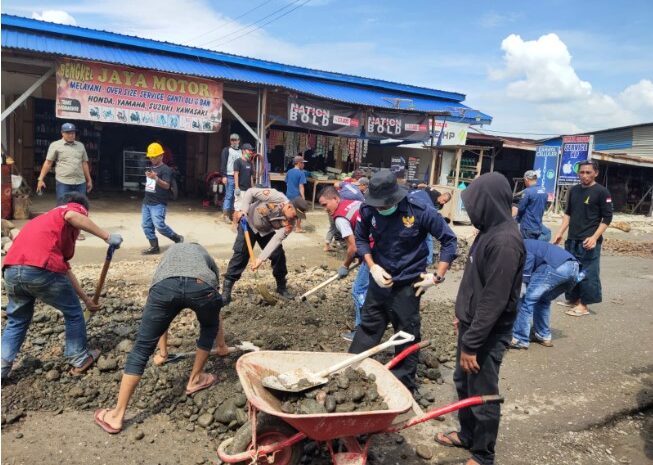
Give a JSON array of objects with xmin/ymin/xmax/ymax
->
[
  {"xmin": 565, "ymin": 183, "xmax": 613, "ymax": 240},
  {"xmin": 143, "ymin": 163, "xmax": 173, "ymax": 206},
  {"xmin": 233, "ymin": 157, "xmax": 253, "ymax": 190}
]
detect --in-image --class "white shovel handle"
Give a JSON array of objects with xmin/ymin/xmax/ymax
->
[
  {"xmin": 299, "ymin": 262, "xmax": 361, "ymax": 301},
  {"xmin": 316, "ymin": 331, "xmax": 415, "ymax": 379}
]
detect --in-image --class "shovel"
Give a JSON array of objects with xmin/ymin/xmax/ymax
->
[
  {"xmin": 240, "ymin": 218, "xmax": 278, "ymax": 305},
  {"xmin": 299, "ymin": 262, "xmax": 361, "ymax": 301},
  {"xmin": 84, "ymin": 244, "xmax": 117, "ymax": 322},
  {"xmin": 262, "ymin": 331, "xmax": 415, "ymax": 393}
]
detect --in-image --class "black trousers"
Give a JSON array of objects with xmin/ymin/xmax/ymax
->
[
  {"xmin": 124, "ymin": 277, "xmax": 221, "ymax": 376},
  {"xmin": 349, "ymin": 279, "xmax": 421, "ymax": 391},
  {"xmin": 224, "ymin": 224, "xmax": 287, "ymax": 285},
  {"xmin": 453, "ymin": 325, "xmax": 510, "ymax": 465}
]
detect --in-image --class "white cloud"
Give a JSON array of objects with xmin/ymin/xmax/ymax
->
[
  {"xmin": 487, "ymin": 33, "xmax": 652, "ymax": 134},
  {"xmin": 619, "ymin": 79, "xmax": 653, "ymax": 112},
  {"xmin": 31, "ymin": 10, "xmax": 77, "ymax": 26},
  {"xmin": 490, "ymin": 33, "xmax": 592, "ymax": 102}
]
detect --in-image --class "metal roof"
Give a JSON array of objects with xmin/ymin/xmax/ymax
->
[{"xmin": 1, "ymin": 15, "xmax": 492, "ymax": 124}]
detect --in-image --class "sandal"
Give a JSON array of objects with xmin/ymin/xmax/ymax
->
[
  {"xmin": 94, "ymin": 408, "xmax": 121, "ymax": 434},
  {"xmin": 565, "ymin": 308, "xmax": 590, "ymax": 317},
  {"xmin": 434, "ymin": 431, "xmax": 468, "ymax": 449},
  {"xmin": 70, "ymin": 349, "xmax": 101, "ymax": 376},
  {"xmin": 508, "ymin": 340, "xmax": 529, "ymax": 350},
  {"xmin": 185, "ymin": 373, "xmax": 218, "ymax": 396}
]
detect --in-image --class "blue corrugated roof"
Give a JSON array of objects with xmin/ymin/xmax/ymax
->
[{"xmin": 1, "ymin": 14, "xmax": 492, "ymax": 124}]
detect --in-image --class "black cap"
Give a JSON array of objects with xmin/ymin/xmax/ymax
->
[{"xmin": 364, "ymin": 170, "xmax": 407, "ymax": 208}]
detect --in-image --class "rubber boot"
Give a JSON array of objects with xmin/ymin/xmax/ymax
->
[
  {"xmin": 142, "ymin": 239, "xmax": 160, "ymax": 255},
  {"xmin": 172, "ymin": 234, "xmax": 184, "ymax": 243},
  {"xmin": 222, "ymin": 279, "xmax": 235, "ymax": 305},
  {"xmin": 276, "ymin": 280, "xmax": 294, "ymax": 299}
]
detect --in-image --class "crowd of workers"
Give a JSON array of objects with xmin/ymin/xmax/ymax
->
[{"xmin": 2, "ymin": 123, "xmax": 613, "ymax": 465}]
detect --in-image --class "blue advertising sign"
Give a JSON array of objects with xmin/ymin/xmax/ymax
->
[
  {"xmin": 558, "ymin": 135, "xmax": 592, "ymax": 184},
  {"xmin": 533, "ymin": 145, "xmax": 559, "ymax": 201}
]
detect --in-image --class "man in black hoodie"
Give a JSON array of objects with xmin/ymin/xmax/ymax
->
[{"xmin": 435, "ymin": 173, "xmax": 524, "ymax": 465}]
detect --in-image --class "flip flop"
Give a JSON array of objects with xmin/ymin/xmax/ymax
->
[
  {"xmin": 210, "ymin": 346, "xmax": 237, "ymax": 357},
  {"xmin": 94, "ymin": 408, "xmax": 121, "ymax": 434},
  {"xmin": 565, "ymin": 308, "xmax": 590, "ymax": 317},
  {"xmin": 556, "ymin": 300, "xmax": 576, "ymax": 308},
  {"xmin": 70, "ymin": 349, "xmax": 101, "ymax": 376},
  {"xmin": 434, "ymin": 431, "xmax": 468, "ymax": 449},
  {"xmin": 185, "ymin": 373, "xmax": 218, "ymax": 396}
]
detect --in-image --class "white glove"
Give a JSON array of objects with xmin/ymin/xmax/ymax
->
[
  {"xmin": 520, "ymin": 283, "xmax": 527, "ymax": 298},
  {"xmin": 413, "ymin": 273, "xmax": 439, "ymax": 297},
  {"xmin": 235, "ymin": 188, "xmax": 241, "ymax": 196},
  {"xmin": 370, "ymin": 264, "xmax": 393, "ymax": 288}
]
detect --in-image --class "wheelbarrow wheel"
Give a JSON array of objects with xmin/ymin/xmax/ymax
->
[{"xmin": 229, "ymin": 413, "xmax": 303, "ymax": 465}]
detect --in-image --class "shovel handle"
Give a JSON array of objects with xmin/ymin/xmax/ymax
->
[
  {"xmin": 85, "ymin": 244, "xmax": 117, "ymax": 322},
  {"xmin": 299, "ymin": 262, "xmax": 361, "ymax": 301},
  {"xmin": 316, "ymin": 331, "xmax": 415, "ymax": 379},
  {"xmin": 240, "ymin": 219, "xmax": 256, "ymax": 263}
]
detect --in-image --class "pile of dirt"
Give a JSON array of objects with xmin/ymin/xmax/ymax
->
[
  {"xmin": 602, "ymin": 238, "xmax": 653, "ymax": 258},
  {"xmin": 1, "ymin": 258, "xmax": 457, "ymax": 444},
  {"xmin": 277, "ymin": 367, "xmax": 388, "ymax": 415}
]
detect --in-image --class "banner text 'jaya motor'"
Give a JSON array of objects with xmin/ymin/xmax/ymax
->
[{"xmin": 55, "ymin": 59, "xmax": 223, "ymax": 133}]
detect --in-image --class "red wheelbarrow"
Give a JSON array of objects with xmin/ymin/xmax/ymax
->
[{"xmin": 217, "ymin": 341, "xmax": 503, "ymax": 465}]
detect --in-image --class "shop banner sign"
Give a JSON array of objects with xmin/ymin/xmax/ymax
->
[
  {"xmin": 55, "ymin": 59, "xmax": 223, "ymax": 133},
  {"xmin": 429, "ymin": 119, "xmax": 469, "ymax": 146},
  {"xmin": 287, "ymin": 97, "xmax": 363, "ymax": 137},
  {"xmin": 558, "ymin": 135, "xmax": 592, "ymax": 184},
  {"xmin": 366, "ymin": 111, "xmax": 430, "ymax": 141},
  {"xmin": 533, "ymin": 145, "xmax": 560, "ymax": 201}
]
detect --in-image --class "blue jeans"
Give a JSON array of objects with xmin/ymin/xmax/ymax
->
[
  {"xmin": 425, "ymin": 234, "xmax": 434, "ymax": 266},
  {"xmin": 223, "ymin": 175, "xmax": 235, "ymax": 212},
  {"xmin": 513, "ymin": 260, "xmax": 580, "ymax": 345},
  {"xmin": 351, "ymin": 262, "xmax": 370, "ymax": 328},
  {"xmin": 124, "ymin": 277, "xmax": 221, "ymax": 376},
  {"xmin": 141, "ymin": 203, "xmax": 177, "ymax": 241},
  {"xmin": 1, "ymin": 265, "xmax": 90, "ymax": 376},
  {"xmin": 56, "ymin": 181, "xmax": 86, "ymax": 205}
]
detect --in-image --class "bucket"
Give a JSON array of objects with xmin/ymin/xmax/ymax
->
[{"xmin": 11, "ymin": 175, "xmax": 23, "ymax": 190}]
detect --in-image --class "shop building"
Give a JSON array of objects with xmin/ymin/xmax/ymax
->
[{"xmin": 1, "ymin": 14, "xmax": 491, "ymax": 207}]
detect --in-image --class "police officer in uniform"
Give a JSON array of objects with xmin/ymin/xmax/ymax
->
[
  {"xmin": 222, "ymin": 187, "xmax": 308, "ymax": 304},
  {"xmin": 351, "ymin": 170, "xmax": 457, "ymax": 391}
]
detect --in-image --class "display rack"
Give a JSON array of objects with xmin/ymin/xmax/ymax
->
[
  {"xmin": 447, "ymin": 146, "xmax": 486, "ymax": 187},
  {"xmin": 123, "ymin": 150, "xmax": 148, "ymax": 191}
]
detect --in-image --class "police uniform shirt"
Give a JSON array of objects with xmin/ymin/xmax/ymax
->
[{"xmin": 238, "ymin": 187, "xmax": 291, "ymax": 261}]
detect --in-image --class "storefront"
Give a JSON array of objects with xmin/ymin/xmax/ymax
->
[{"xmin": 1, "ymin": 14, "xmax": 492, "ymax": 211}]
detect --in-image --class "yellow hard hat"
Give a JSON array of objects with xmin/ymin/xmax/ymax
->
[{"xmin": 146, "ymin": 142, "xmax": 165, "ymax": 158}]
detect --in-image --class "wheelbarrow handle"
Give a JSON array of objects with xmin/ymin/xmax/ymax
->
[
  {"xmin": 385, "ymin": 340, "xmax": 432, "ymax": 370},
  {"xmin": 386, "ymin": 395, "xmax": 505, "ymax": 433}
]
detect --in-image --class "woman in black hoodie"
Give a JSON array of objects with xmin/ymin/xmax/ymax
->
[{"xmin": 435, "ymin": 173, "xmax": 525, "ymax": 465}]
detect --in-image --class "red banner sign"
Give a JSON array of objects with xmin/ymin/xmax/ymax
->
[{"xmin": 55, "ymin": 59, "xmax": 223, "ymax": 133}]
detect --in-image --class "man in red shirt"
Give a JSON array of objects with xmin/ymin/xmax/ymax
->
[{"xmin": 1, "ymin": 192, "xmax": 123, "ymax": 379}]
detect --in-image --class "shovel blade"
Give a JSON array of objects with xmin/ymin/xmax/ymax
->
[{"xmin": 262, "ymin": 368, "xmax": 327, "ymax": 393}]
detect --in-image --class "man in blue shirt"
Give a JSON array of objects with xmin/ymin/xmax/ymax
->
[
  {"xmin": 351, "ymin": 170, "xmax": 457, "ymax": 391},
  {"xmin": 511, "ymin": 240, "xmax": 582, "ymax": 349},
  {"xmin": 285, "ymin": 156, "xmax": 307, "ymax": 233},
  {"xmin": 514, "ymin": 170, "xmax": 548, "ymax": 240}
]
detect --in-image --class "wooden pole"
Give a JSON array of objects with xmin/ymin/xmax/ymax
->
[
  {"xmin": 453, "ymin": 147, "xmax": 462, "ymax": 187},
  {"xmin": 429, "ymin": 116, "xmax": 436, "ymax": 185},
  {"xmin": 476, "ymin": 149, "xmax": 484, "ymax": 178}
]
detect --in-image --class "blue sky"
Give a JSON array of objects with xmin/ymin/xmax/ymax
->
[{"xmin": 3, "ymin": 0, "xmax": 652, "ymax": 136}]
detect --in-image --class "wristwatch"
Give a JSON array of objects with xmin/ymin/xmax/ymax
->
[{"xmin": 433, "ymin": 274, "xmax": 445, "ymax": 284}]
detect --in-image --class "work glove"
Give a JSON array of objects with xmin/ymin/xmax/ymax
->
[
  {"xmin": 337, "ymin": 265, "xmax": 349, "ymax": 279},
  {"xmin": 413, "ymin": 272, "xmax": 441, "ymax": 297},
  {"xmin": 370, "ymin": 264, "xmax": 393, "ymax": 288},
  {"xmin": 105, "ymin": 233, "xmax": 123, "ymax": 249},
  {"xmin": 235, "ymin": 188, "xmax": 241, "ymax": 196},
  {"xmin": 520, "ymin": 283, "xmax": 527, "ymax": 298}
]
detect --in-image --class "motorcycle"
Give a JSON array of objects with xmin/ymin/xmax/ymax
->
[{"xmin": 205, "ymin": 171, "xmax": 225, "ymax": 209}]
